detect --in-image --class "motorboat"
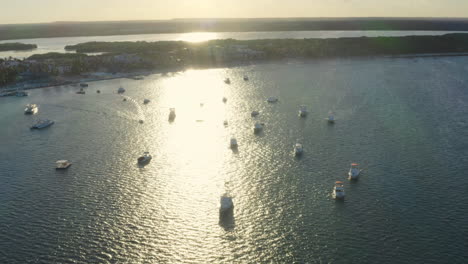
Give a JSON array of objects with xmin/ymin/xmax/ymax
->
[
  {"xmin": 348, "ymin": 163, "xmax": 361, "ymax": 180},
  {"xmin": 24, "ymin": 104, "xmax": 38, "ymax": 114},
  {"xmin": 251, "ymin": 111, "xmax": 259, "ymax": 117},
  {"xmin": 298, "ymin": 105, "xmax": 308, "ymax": 117},
  {"xmin": 117, "ymin": 87, "xmax": 126, "ymax": 94},
  {"xmin": 253, "ymin": 122, "xmax": 264, "ymax": 133},
  {"xmin": 332, "ymin": 181, "xmax": 345, "ymax": 200},
  {"xmin": 243, "ymin": 76, "xmax": 249, "ymax": 81},
  {"xmin": 56, "ymin": 160, "xmax": 72, "ymax": 170},
  {"xmin": 294, "ymin": 143, "xmax": 303, "ymax": 156},
  {"xmin": 143, "ymin": 99, "xmax": 150, "ymax": 104},
  {"xmin": 224, "ymin": 78, "xmax": 231, "ymax": 84},
  {"xmin": 230, "ymin": 138, "xmax": 238, "ymax": 149},
  {"xmin": 266, "ymin": 97, "xmax": 278, "ymax": 103},
  {"xmin": 137, "ymin": 152, "xmax": 152, "ymax": 164},
  {"xmin": 76, "ymin": 88, "xmax": 85, "ymax": 94},
  {"xmin": 168, "ymin": 108, "xmax": 176, "ymax": 121},
  {"xmin": 327, "ymin": 112, "xmax": 335, "ymax": 123},
  {"xmin": 80, "ymin": 83, "xmax": 89, "ymax": 87},
  {"xmin": 219, "ymin": 195, "xmax": 234, "ymax": 216},
  {"xmin": 31, "ymin": 119, "xmax": 54, "ymax": 129},
  {"xmin": 222, "ymin": 97, "xmax": 227, "ymax": 103}
]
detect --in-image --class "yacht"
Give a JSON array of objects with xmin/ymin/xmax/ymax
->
[
  {"xmin": 80, "ymin": 83, "xmax": 89, "ymax": 87},
  {"xmin": 243, "ymin": 76, "xmax": 249, "ymax": 81},
  {"xmin": 327, "ymin": 112, "xmax": 335, "ymax": 123},
  {"xmin": 266, "ymin": 97, "xmax": 278, "ymax": 103},
  {"xmin": 230, "ymin": 138, "xmax": 238, "ymax": 149},
  {"xmin": 117, "ymin": 87, "xmax": 126, "ymax": 94},
  {"xmin": 76, "ymin": 88, "xmax": 85, "ymax": 94},
  {"xmin": 222, "ymin": 97, "xmax": 227, "ymax": 103},
  {"xmin": 137, "ymin": 152, "xmax": 152, "ymax": 164},
  {"xmin": 251, "ymin": 111, "xmax": 260, "ymax": 117},
  {"xmin": 31, "ymin": 119, "xmax": 54, "ymax": 129},
  {"xmin": 168, "ymin": 108, "xmax": 176, "ymax": 121},
  {"xmin": 332, "ymin": 181, "xmax": 345, "ymax": 200},
  {"xmin": 143, "ymin": 99, "xmax": 150, "ymax": 104},
  {"xmin": 219, "ymin": 195, "xmax": 234, "ymax": 216},
  {"xmin": 294, "ymin": 143, "xmax": 303, "ymax": 156},
  {"xmin": 224, "ymin": 78, "xmax": 231, "ymax": 84},
  {"xmin": 348, "ymin": 163, "xmax": 361, "ymax": 180},
  {"xmin": 299, "ymin": 105, "xmax": 308, "ymax": 117},
  {"xmin": 24, "ymin": 104, "xmax": 38, "ymax": 114},
  {"xmin": 253, "ymin": 122, "xmax": 264, "ymax": 133},
  {"xmin": 56, "ymin": 160, "xmax": 72, "ymax": 170}
]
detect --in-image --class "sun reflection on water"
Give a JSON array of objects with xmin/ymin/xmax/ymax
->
[{"xmin": 176, "ymin": 32, "xmax": 220, "ymax": 43}]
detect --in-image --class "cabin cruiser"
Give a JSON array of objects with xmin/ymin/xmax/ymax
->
[
  {"xmin": 253, "ymin": 122, "xmax": 264, "ymax": 133},
  {"xmin": 348, "ymin": 163, "xmax": 361, "ymax": 180},
  {"xmin": 251, "ymin": 111, "xmax": 260, "ymax": 117},
  {"xmin": 230, "ymin": 138, "xmax": 238, "ymax": 149},
  {"xmin": 294, "ymin": 143, "xmax": 303, "ymax": 156},
  {"xmin": 327, "ymin": 112, "xmax": 335, "ymax": 123},
  {"xmin": 219, "ymin": 195, "xmax": 234, "ymax": 216},
  {"xmin": 243, "ymin": 76, "xmax": 249, "ymax": 81},
  {"xmin": 332, "ymin": 181, "xmax": 345, "ymax": 200},
  {"xmin": 298, "ymin": 105, "xmax": 308, "ymax": 117},
  {"xmin": 137, "ymin": 152, "xmax": 152, "ymax": 164},
  {"xmin": 56, "ymin": 160, "xmax": 72, "ymax": 170},
  {"xmin": 31, "ymin": 119, "xmax": 54, "ymax": 129},
  {"xmin": 224, "ymin": 78, "xmax": 231, "ymax": 84},
  {"xmin": 222, "ymin": 97, "xmax": 227, "ymax": 103},
  {"xmin": 80, "ymin": 83, "xmax": 89, "ymax": 87},
  {"xmin": 117, "ymin": 87, "xmax": 126, "ymax": 94},
  {"xmin": 168, "ymin": 108, "xmax": 176, "ymax": 121},
  {"xmin": 143, "ymin": 99, "xmax": 150, "ymax": 104},
  {"xmin": 266, "ymin": 97, "xmax": 278, "ymax": 103},
  {"xmin": 24, "ymin": 104, "xmax": 38, "ymax": 114},
  {"xmin": 76, "ymin": 88, "xmax": 85, "ymax": 94}
]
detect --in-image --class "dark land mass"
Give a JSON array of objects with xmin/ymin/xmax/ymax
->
[
  {"xmin": 3, "ymin": 33, "xmax": 468, "ymax": 88},
  {"xmin": 3, "ymin": 18, "xmax": 468, "ymax": 41},
  {"xmin": 0, "ymin": 42, "xmax": 37, "ymax": 51}
]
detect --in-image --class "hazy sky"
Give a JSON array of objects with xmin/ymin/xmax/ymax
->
[{"xmin": 2, "ymin": 0, "xmax": 468, "ymax": 24}]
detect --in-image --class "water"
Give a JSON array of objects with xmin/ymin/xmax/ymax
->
[
  {"xmin": 0, "ymin": 30, "xmax": 466, "ymax": 59},
  {"xmin": 1, "ymin": 56, "xmax": 468, "ymax": 263}
]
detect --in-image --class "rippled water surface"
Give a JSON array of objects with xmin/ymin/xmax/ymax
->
[
  {"xmin": 1, "ymin": 57, "xmax": 468, "ymax": 263},
  {"xmin": 0, "ymin": 30, "xmax": 466, "ymax": 58}
]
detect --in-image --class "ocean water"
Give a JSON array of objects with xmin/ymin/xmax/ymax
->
[
  {"xmin": 0, "ymin": 30, "xmax": 466, "ymax": 59},
  {"xmin": 0, "ymin": 56, "xmax": 467, "ymax": 263}
]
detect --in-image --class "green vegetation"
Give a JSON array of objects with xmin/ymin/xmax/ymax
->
[
  {"xmin": 0, "ymin": 42, "xmax": 37, "ymax": 51},
  {"xmin": 28, "ymin": 52, "xmax": 87, "ymax": 60}
]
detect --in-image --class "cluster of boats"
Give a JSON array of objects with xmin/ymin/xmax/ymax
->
[{"xmin": 332, "ymin": 163, "xmax": 363, "ymax": 200}]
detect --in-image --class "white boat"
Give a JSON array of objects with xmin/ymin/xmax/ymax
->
[
  {"xmin": 266, "ymin": 97, "xmax": 278, "ymax": 103},
  {"xmin": 56, "ymin": 160, "xmax": 72, "ymax": 170},
  {"xmin": 220, "ymin": 195, "xmax": 234, "ymax": 215},
  {"xmin": 230, "ymin": 138, "xmax": 238, "ymax": 148},
  {"xmin": 299, "ymin": 105, "xmax": 308, "ymax": 117},
  {"xmin": 243, "ymin": 76, "xmax": 249, "ymax": 81},
  {"xmin": 31, "ymin": 119, "xmax": 54, "ymax": 129},
  {"xmin": 253, "ymin": 122, "xmax": 264, "ymax": 133},
  {"xmin": 24, "ymin": 104, "xmax": 38, "ymax": 114},
  {"xmin": 251, "ymin": 111, "xmax": 260, "ymax": 117},
  {"xmin": 327, "ymin": 112, "xmax": 335, "ymax": 123},
  {"xmin": 117, "ymin": 87, "xmax": 126, "ymax": 94},
  {"xmin": 137, "ymin": 152, "xmax": 152, "ymax": 164},
  {"xmin": 332, "ymin": 181, "xmax": 345, "ymax": 200},
  {"xmin": 224, "ymin": 78, "xmax": 231, "ymax": 84},
  {"xmin": 348, "ymin": 163, "xmax": 361, "ymax": 180},
  {"xmin": 168, "ymin": 108, "xmax": 176, "ymax": 121},
  {"xmin": 143, "ymin": 99, "xmax": 150, "ymax": 104},
  {"xmin": 294, "ymin": 143, "xmax": 303, "ymax": 156},
  {"xmin": 222, "ymin": 97, "xmax": 227, "ymax": 103},
  {"xmin": 76, "ymin": 88, "xmax": 85, "ymax": 94}
]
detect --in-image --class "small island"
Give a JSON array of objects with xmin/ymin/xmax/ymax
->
[
  {"xmin": 0, "ymin": 42, "xmax": 37, "ymax": 52},
  {"xmin": 3, "ymin": 33, "xmax": 468, "ymax": 88}
]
